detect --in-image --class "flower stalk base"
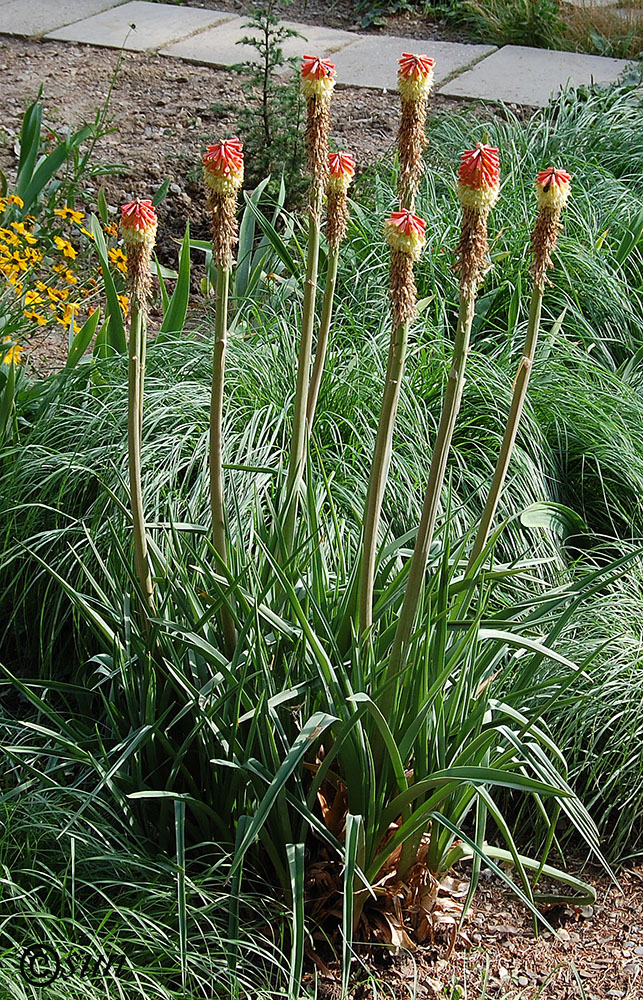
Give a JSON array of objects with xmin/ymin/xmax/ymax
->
[
  {"xmin": 127, "ymin": 298, "xmax": 154, "ymax": 619},
  {"xmin": 465, "ymin": 284, "xmax": 544, "ymax": 576},
  {"xmin": 384, "ymin": 289, "xmax": 476, "ymax": 687},
  {"xmin": 307, "ymin": 246, "xmax": 339, "ymax": 428},
  {"xmin": 282, "ymin": 212, "xmax": 321, "ymax": 559},
  {"xmin": 359, "ymin": 316, "xmax": 411, "ymax": 635}
]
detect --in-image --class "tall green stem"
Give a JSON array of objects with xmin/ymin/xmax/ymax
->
[
  {"xmin": 306, "ymin": 246, "xmax": 339, "ymax": 429},
  {"xmin": 138, "ymin": 309, "xmax": 146, "ymax": 438},
  {"xmin": 359, "ymin": 319, "xmax": 410, "ymax": 636},
  {"xmin": 282, "ymin": 210, "xmax": 321, "ymax": 559},
  {"xmin": 465, "ymin": 283, "xmax": 544, "ymax": 576},
  {"xmin": 127, "ymin": 298, "xmax": 154, "ymax": 617},
  {"xmin": 209, "ymin": 264, "xmax": 237, "ymax": 658},
  {"xmin": 385, "ymin": 291, "xmax": 475, "ymax": 688}
]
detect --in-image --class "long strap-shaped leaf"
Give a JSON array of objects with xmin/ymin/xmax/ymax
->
[
  {"xmin": 287, "ymin": 843, "xmax": 305, "ymax": 1000},
  {"xmin": 230, "ymin": 712, "xmax": 337, "ymax": 877},
  {"xmin": 90, "ymin": 214, "xmax": 126, "ymax": 354}
]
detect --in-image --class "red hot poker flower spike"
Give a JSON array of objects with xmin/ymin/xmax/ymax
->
[
  {"xmin": 203, "ymin": 137, "xmax": 244, "ymax": 194},
  {"xmin": 536, "ymin": 166, "xmax": 571, "ymax": 210},
  {"xmin": 120, "ymin": 199, "xmax": 157, "ymax": 238},
  {"xmin": 457, "ymin": 143, "xmax": 500, "ymax": 210},
  {"xmin": 385, "ymin": 208, "xmax": 427, "ymax": 260},
  {"xmin": 398, "ymin": 52, "xmax": 435, "ymax": 102},
  {"xmin": 301, "ymin": 54, "xmax": 336, "ymax": 101},
  {"xmin": 328, "ymin": 151, "xmax": 356, "ymax": 193},
  {"xmin": 120, "ymin": 199, "xmax": 157, "ymax": 304}
]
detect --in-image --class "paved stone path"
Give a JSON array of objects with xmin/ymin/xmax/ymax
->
[{"xmin": 1, "ymin": 0, "xmax": 632, "ymax": 108}]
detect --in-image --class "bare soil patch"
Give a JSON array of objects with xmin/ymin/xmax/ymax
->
[
  {"xmin": 0, "ymin": 34, "xmax": 491, "ymax": 372},
  {"xmin": 150, "ymin": 0, "xmax": 470, "ymax": 42}
]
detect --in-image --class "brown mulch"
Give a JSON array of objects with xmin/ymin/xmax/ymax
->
[
  {"xmin": 309, "ymin": 865, "xmax": 643, "ymax": 999},
  {"xmin": 156, "ymin": 0, "xmax": 471, "ymax": 42}
]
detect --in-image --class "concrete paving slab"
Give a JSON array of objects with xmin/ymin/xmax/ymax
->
[
  {"xmin": 566, "ymin": 0, "xmax": 620, "ymax": 7},
  {"xmin": 46, "ymin": 1, "xmax": 233, "ymax": 51},
  {"xmin": 160, "ymin": 16, "xmax": 357, "ymax": 67},
  {"xmin": 0, "ymin": 0, "xmax": 125, "ymax": 36},
  {"xmin": 439, "ymin": 44, "xmax": 630, "ymax": 106},
  {"xmin": 612, "ymin": 6, "xmax": 643, "ymax": 21},
  {"xmin": 329, "ymin": 36, "xmax": 496, "ymax": 90}
]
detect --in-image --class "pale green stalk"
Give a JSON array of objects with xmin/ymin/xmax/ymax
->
[
  {"xmin": 127, "ymin": 298, "xmax": 154, "ymax": 617},
  {"xmin": 282, "ymin": 210, "xmax": 321, "ymax": 559},
  {"xmin": 465, "ymin": 283, "xmax": 544, "ymax": 576},
  {"xmin": 209, "ymin": 263, "xmax": 237, "ymax": 658},
  {"xmin": 306, "ymin": 245, "xmax": 339, "ymax": 429},
  {"xmin": 138, "ymin": 311, "xmax": 146, "ymax": 438},
  {"xmin": 385, "ymin": 290, "xmax": 476, "ymax": 690},
  {"xmin": 359, "ymin": 318, "xmax": 410, "ymax": 636}
]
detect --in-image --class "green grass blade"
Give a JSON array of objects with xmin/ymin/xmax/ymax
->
[{"xmin": 286, "ymin": 843, "xmax": 305, "ymax": 1000}]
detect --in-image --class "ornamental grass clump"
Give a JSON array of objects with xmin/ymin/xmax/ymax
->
[
  {"xmin": 386, "ymin": 143, "xmax": 500, "ymax": 679},
  {"xmin": 203, "ymin": 137, "xmax": 245, "ymax": 655},
  {"xmin": 307, "ymin": 150, "xmax": 356, "ymax": 427},
  {"xmin": 283, "ymin": 55, "xmax": 336, "ymax": 559},
  {"xmin": 120, "ymin": 198, "xmax": 157, "ymax": 617}
]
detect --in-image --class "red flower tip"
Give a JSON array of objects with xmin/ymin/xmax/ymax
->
[
  {"xmin": 458, "ymin": 143, "xmax": 500, "ymax": 192},
  {"xmin": 203, "ymin": 137, "xmax": 244, "ymax": 176},
  {"xmin": 388, "ymin": 209, "xmax": 427, "ymax": 238},
  {"xmin": 120, "ymin": 198, "xmax": 157, "ymax": 233},
  {"xmin": 301, "ymin": 54, "xmax": 336, "ymax": 81},
  {"xmin": 329, "ymin": 151, "xmax": 355, "ymax": 180},
  {"xmin": 398, "ymin": 52, "xmax": 435, "ymax": 80},
  {"xmin": 536, "ymin": 166, "xmax": 571, "ymax": 191},
  {"xmin": 535, "ymin": 165, "xmax": 571, "ymax": 211}
]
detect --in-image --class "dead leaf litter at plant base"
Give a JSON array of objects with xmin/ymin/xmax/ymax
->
[{"xmin": 303, "ymin": 865, "xmax": 643, "ymax": 998}]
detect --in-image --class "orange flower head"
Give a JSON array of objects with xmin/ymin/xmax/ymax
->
[
  {"xmin": 385, "ymin": 208, "xmax": 426, "ymax": 260},
  {"xmin": 457, "ymin": 143, "xmax": 500, "ymax": 211},
  {"xmin": 398, "ymin": 52, "xmax": 435, "ymax": 102},
  {"xmin": 203, "ymin": 137, "xmax": 244, "ymax": 194},
  {"xmin": 301, "ymin": 54, "xmax": 336, "ymax": 101},
  {"xmin": 120, "ymin": 199, "xmax": 157, "ymax": 250},
  {"xmin": 535, "ymin": 166, "xmax": 571, "ymax": 211},
  {"xmin": 327, "ymin": 151, "xmax": 355, "ymax": 194}
]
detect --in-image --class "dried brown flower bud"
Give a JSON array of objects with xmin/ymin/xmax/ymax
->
[
  {"xmin": 385, "ymin": 210, "xmax": 426, "ymax": 328},
  {"xmin": 390, "ymin": 250, "xmax": 418, "ymax": 329},
  {"xmin": 326, "ymin": 151, "xmax": 355, "ymax": 250}
]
